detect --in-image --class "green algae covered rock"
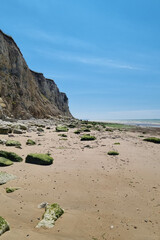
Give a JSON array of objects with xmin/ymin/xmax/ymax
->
[
  {"xmin": 0, "ymin": 128, "xmax": 10, "ymax": 135},
  {"xmin": 6, "ymin": 187, "xmax": 19, "ymax": 193},
  {"xmin": 81, "ymin": 134, "xmax": 96, "ymax": 141},
  {"xmin": 0, "ymin": 172, "xmax": 17, "ymax": 185},
  {"xmin": 26, "ymin": 139, "xmax": 36, "ymax": 145},
  {"xmin": 143, "ymin": 137, "xmax": 160, "ymax": 144},
  {"xmin": 56, "ymin": 126, "xmax": 68, "ymax": 132},
  {"xmin": 36, "ymin": 203, "xmax": 64, "ymax": 228},
  {"xmin": 0, "ymin": 216, "xmax": 10, "ymax": 236},
  {"xmin": 74, "ymin": 129, "xmax": 81, "ymax": 134},
  {"xmin": 108, "ymin": 151, "xmax": 119, "ymax": 156},
  {"xmin": 5, "ymin": 140, "xmax": 21, "ymax": 147},
  {"xmin": 0, "ymin": 157, "xmax": 13, "ymax": 167},
  {"xmin": 26, "ymin": 153, "xmax": 53, "ymax": 165},
  {"xmin": 0, "ymin": 150, "xmax": 23, "ymax": 162}
]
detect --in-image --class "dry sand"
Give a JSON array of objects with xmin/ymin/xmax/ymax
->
[{"xmin": 0, "ymin": 123, "xmax": 160, "ymax": 240}]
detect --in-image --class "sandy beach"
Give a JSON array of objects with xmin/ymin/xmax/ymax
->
[{"xmin": 0, "ymin": 120, "xmax": 160, "ymax": 240}]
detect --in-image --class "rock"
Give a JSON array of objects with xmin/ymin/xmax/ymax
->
[
  {"xmin": 25, "ymin": 153, "xmax": 53, "ymax": 165},
  {"xmin": 0, "ymin": 127, "xmax": 9, "ymax": 135},
  {"xmin": 5, "ymin": 140, "xmax": 21, "ymax": 147},
  {"xmin": 143, "ymin": 137, "xmax": 160, "ymax": 144},
  {"xmin": 81, "ymin": 134, "xmax": 96, "ymax": 141},
  {"xmin": 36, "ymin": 203, "xmax": 64, "ymax": 228},
  {"xmin": 0, "ymin": 216, "xmax": 10, "ymax": 236},
  {"xmin": 74, "ymin": 130, "xmax": 81, "ymax": 134},
  {"xmin": 56, "ymin": 126, "xmax": 69, "ymax": 132},
  {"xmin": 0, "ymin": 139, "xmax": 6, "ymax": 145},
  {"xmin": 0, "ymin": 150, "xmax": 23, "ymax": 162},
  {"xmin": 37, "ymin": 127, "xmax": 44, "ymax": 132},
  {"xmin": 19, "ymin": 125, "xmax": 27, "ymax": 130},
  {"xmin": 0, "ymin": 157, "xmax": 13, "ymax": 166},
  {"xmin": 38, "ymin": 202, "xmax": 49, "ymax": 209},
  {"xmin": 26, "ymin": 139, "xmax": 36, "ymax": 145},
  {"xmin": 0, "ymin": 172, "xmax": 17, "ymax": 185},
  {"xmin": 13, "ymin": 129, "xmax": 23, "ymax": 134},
  {"xmin": 6, "ymin": 187, "xmax": 19, "ymax": 193},
  {"xmin": 107, "ymin": 151, "xmax": 119, "ymax": 156}
]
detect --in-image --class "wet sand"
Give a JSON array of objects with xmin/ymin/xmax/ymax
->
[{"xmin": 0, "ymin": 123, "xmax": 160, "ymax": 240}]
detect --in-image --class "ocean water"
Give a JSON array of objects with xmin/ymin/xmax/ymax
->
[{"xmin": 105, "ymin": 119, "xmax": 160, "ymax": 128}]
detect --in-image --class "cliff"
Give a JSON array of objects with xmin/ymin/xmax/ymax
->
[{"xmin": 0, "ymin": 30, "xmax": 72, "ymax": 119}]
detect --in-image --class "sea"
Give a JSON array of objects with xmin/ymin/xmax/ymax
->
[{"xmin": 103, "ymin": 119, "xmax": 160, "ymax": 128}]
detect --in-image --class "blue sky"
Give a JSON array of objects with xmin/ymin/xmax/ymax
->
[{"xmin": 1, "ymin": 0, "xmax": 160, "ymax": 119}]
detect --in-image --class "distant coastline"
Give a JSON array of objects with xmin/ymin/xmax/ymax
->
[{"xmin": 90, "ymin": 119, "xmax": 160, "ymax": 128}]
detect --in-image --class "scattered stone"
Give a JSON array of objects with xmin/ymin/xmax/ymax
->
[
  {"xmin": 0, "ymin": 150, "xmax": 23, "ymax": 162},
  {"xmin": 37, "ymin": 127, "xmax": 44, "ymax": 132},
  {"xmin": 108, "ymin": 151, "xmax": 119, "ymax": 156},
  {"xmin": 6, "ymin": 187, "xmax": 20, "ymax": 193},
  {"xmin": 38, "ymin": 202, "xmax": 49, "ymax": 209},
  {"xmin": 143, "ymin": 137, "xmax": 160, "ymax": 144},
  {"xmin": 0, "ymin": 139, "xmax": 6, "ymax": 145},
  {"xmin": 0, "ymin": 127, "xmax": 10, "ymax": 135},
  {"xmin": 81, "ymin": 134, "xmax": 96, "ymax": 141},
  {"xmin": 58, "ymin": 134, "xmax": 67, "ymax": 137},
  {"xmin": 0, "ymin": 172, "xmax": 17, "ymax": 185},
  {"xmin": 0, "ymin": 216, "xmax": 10, "ymax": 236},
  {"xmin": 74, "ymin": 130, "xmax": 81, "ymax": 134},
  {"xmin": 56, "ymin": 126, "xmax": 68, "ymax": 132},
  {"xmin": 25, "ymin": 153, "xmax": 53, "ymax": 165},
  {"xmin": 0, "ymin": 157, "xmax": 13, "ymax": 166},
  {"xmin": 36, "ymin": 203, "xmax": 64, "ymax": 228},
  {"xmin": 26, "ymin": 139, "xmax": 36, "ymax": 145},
  {"xmin": 13, "ymin": 129, "xmax": 23, "ymax": 134},
  {"xmin": 5, "ymin": 140, "xmax": 21, "ymax": 147},
  {"xmin": 19, "ymin": 125, "xmax": 27, "ymax": 130}
]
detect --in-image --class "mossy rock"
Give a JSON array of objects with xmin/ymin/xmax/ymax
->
[
  {"xmin": 5, "ymin": 140, "xmax": 21, "ymax": 147},
  {"xmin": 26, "ymin": 139, "xmax": 36, "ymax": 145},
  {"xmin": 0, "ymin": 128, "xmax": 10, "ymax": 135},
  {"xmin": 56, "ymin": 126, "xmax": 68, "ymax": 132},
  {"xmin": 0, "ymin": 157, "xmax": 13, "ymax": 167},
  {"xmin": 82, "ymin": 128, "xmax": 91, "ymax": 132},
  {"xmin": 19, "ymin": 125, "xmax": 27, "ymax": 130},
  {"xmin": 74, "ymin": 130, "xmax": 81, "ymax": 134},
  {"xmin": 13, "ymin": 129, "xmax": 23, "ymax": 134},
  {"xmin": 37, "ymin": 127, "xmax": 44, "ymax": 132},
  {"xmin": 25, "ymin": 153, "xmax": 53, "ymax": 165},
  {"xmin": 81, "ymin": 134, "xmax": 96, "ymax": 141},
  {"xmin": 58, "ymin": 134, "xmax": 67, "ymax": 137},
  {"xmin": 114, "ymin": 142, "xmax": 120, "ymax": 145},
  {"xmin": 108, "ymin": 151, "xmax": 119, "ymax": 156},
  {"xmin": 0, "ymin": 150, "xmax": 23, "ymax": 162},
  {"xmin": 0, "ymin": 172, "xmax": 17, "ymax": 185},
  {"xmin": 6, "ymin": 187, "xmax": 19, "ymax": 193},
  {"xmin": 36, "ymin": 203, "xmax": 64, "ymax": 228},
  {"xmin": 68, "ymin": 124, "xmax": 76, "ymax": 128},
  {"xmin": 143, "ymin": 137, "xmax": 160, "ymax": 144},
  {"xmin": 106, "ymin": 128, "xmax": 113, "ymax": 132},
  {"xmin": 0, "ymin": 216, "xmax": 10, "ymax": 236}
]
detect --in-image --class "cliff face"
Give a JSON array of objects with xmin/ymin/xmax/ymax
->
[{"xmin": 0, "ymin": 30, "xmax": 72, "ymax": 119}]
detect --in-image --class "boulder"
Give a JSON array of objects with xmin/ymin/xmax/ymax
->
[
  {"xmin": 36, "ymin": 203, "xmax": 64, "ymax": 228},
  {"xmin": 80, "ymin": 134, "xmax": 96, "ymax": 141},
  {"xmin": 0, "ymin": 150, "xmax": 23, "ymax": 162},
  {"xmin": 0, "ymin": 172, "xmax": 17, "ymax": 185},
  {"xmin": 56, "ymin": 126, "xmax": 68, "ymax": 132},
  {"xmin": 25, "ymin": 153, "xmax": 53, "ymax": 165},
  {"xmin": 5, "ymin": 140, "xmax": 21, "ymax": 147},
  {"xmin": 0, "ymin": 216, "xmax": 10, "ymax": 236},
  {"xmin": 0, "ymin": 157, "xmax": 13, "ymax": 166}
]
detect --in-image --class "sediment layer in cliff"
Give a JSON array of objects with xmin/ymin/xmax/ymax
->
[{"xmin": 0, "ymin": 30, "xmax": 72, "ymax": 119}]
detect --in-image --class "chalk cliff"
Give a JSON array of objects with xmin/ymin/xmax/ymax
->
[{"xmin": 0, "ymin": 30, "xmax": 72, "ymax": 119}]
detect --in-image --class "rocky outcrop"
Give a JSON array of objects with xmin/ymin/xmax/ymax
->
[{"xmin": 0, "ymin": 30, "xmax": 72, "ymax": 119}]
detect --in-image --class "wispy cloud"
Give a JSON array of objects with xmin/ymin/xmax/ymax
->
[{"xmin": 35, "ymin": 48, "xmax": 142, "ymax": 71}]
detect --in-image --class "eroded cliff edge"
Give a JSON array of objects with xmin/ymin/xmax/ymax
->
[{"xmin": 0, "ymin": 30, "xmax": 72, "ymax": 119}]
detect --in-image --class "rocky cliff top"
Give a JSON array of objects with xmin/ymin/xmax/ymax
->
[{"xmin": 0, "ymin": 30, "xmax": 72, "ymax": 120}]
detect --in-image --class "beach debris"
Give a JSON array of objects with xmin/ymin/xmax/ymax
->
[
  {"xmin": 143, "ymin": 137, "xmax": 160, "ymax": 144},
  {"xmin": 5, "ymin": 187, "xmax": 20, "ymax": 193},
  {"xmin": 0, "ymin": 150, "xmax": 23, "ymax": 162},
  {"xmin": 36, "ymin": 203, "xmax": 64, "ymax": 228},
  {"xmin": 26, "ymin": 139, "xmax": 36, "ymax": 145},
  {"xmin": 56, "ymin": 126, "xmax": 68, "ymax": 132},
  {"xmin": 0, "ymin": 172, "xmax": 17, "ymax": 185},
  {"xmin": 25, "ymin": 153, "xmax": 53, "ymax": 165},
  {"xmin": 5, "ymin": 140, "xmax": 21, "ymax": 147},
  {"xmin": 0, "ymin": 216, "xmax": 10, "ymax": 236},
  {"xmin": 38, "ymin": 202, "xmax": 49, "ymax": 209},
  {"xmin": 81, "ymin": 134, "xmax": 96, "ymax": 141},
  {"xmin": 0, "ymin": 157, "xmax": 13, "ymax": 166},
  {"xmin": 107, "ymin": 151, "xmax": 119, "ymax": 156}
]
